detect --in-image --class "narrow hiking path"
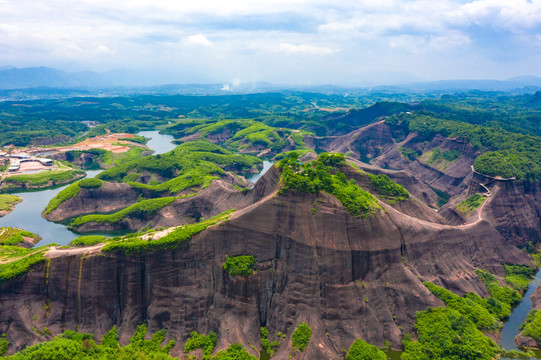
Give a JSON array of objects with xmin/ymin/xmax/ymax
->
[
  {"xmin": 0, "ymin": 248, "xmax": 47, "ymax": 264},
  {"xmin": 0, "ymin": 160, "xmax": 504, "ymax": 265},
  {"xmin": 45, "ymin": 243, "xmax": 106, "ymax": 259}
]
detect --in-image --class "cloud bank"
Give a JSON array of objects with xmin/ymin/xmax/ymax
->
[{"xmin": 1, "ymin": 0, "xmax": 540, "ymax": 84}]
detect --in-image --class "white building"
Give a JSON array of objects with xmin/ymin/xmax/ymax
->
[{"xmin": 8, "ymin": 160, "xmax": 20, "ymax": 172}]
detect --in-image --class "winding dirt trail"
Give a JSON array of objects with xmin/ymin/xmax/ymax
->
[
  {"xmin": 368, "ymin": 163, "xmax": 496, "ymax": 233},
  {"xmin": 0, "ymin": 161, "xmax": 500, "ymax": 266},
  {"xmin": 380, "ymin": 189, "xmax": 492, "ymax": 233},
  {"xmin": 44, "ymin": 243, "xmax": 106, "ymax": 259},
  {"xmin": 467, "ymin": 192, "xmax": 491, "ymax": 226},
  {"xmin": 0, "ymin": 248, "xmax": 47, "ymax": 264},
  {"xmin": 228, "ymin": 188, "xmax": 280, "ymax": 220},
  {"xmin": 39, "ymin": 166, "xmax": 493, "ymax": 259}
]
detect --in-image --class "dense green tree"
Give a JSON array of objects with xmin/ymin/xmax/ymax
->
[
  {"xmin": 291, "ymin": 322, "xmax": 311, "ymax": 352},
  {"xmin": 210, "ymin": 343, "xmax": 257, "ymax": 360},
  {"xmin": 222, "ymin": 255, "xmax": 256, "ymax": 278},
  {"xmin": 184, "ymin": 331, "xmax": 218, "ymax": 360},
  {"xmin": 4, "ymin": 325, "xmax": 176, "ymax": 360},
  {"xmin": 401, "ymin": 308, "xmax": 499, "ymax": 360},
  {"xmin": 346, "ymin": 339, "xmax": 386, "ymax": 360},
  {"xmin": 279, "ymin": 153, "xmax": 382, "ymax": 217}
]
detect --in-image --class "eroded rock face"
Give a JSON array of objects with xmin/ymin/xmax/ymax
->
[
  {"xmin": 322, "ymin": 123, "xmax": 482, "ymax": 214},
  {"xmin": 370, "ymin": 134, "xmax": 479, "ymax": 198},
  {"xmin": 43, "ymin": 164, "xmax": 264, "ymax": 229},
  {"xmin": 327, "ymin": 121, "xmax": 396, "ymax": 161},
  {"xmin": 325, "ymin": 121, "xmax": 541, "ymax": 248},
  {"xmin": 0, "ymin": 167, "xmax": 531, "ymax": 359},
  {"xmin": 344, "ymin": 159, "xmax": 443, "ymax": 216},
  {"xmin": 515, "ymin": 335, "xmax": 538, "ymax": 349},
  {"xmin": 44, "ymin": 182, "xmax": 141, "ymax": 222},
  {"xmin": 472, "ymin": 172, "xmax": 541, "ymax": 248},
  {"xmin": 67, "ymin": 167, "xmax": 281, "ymax": 233}
]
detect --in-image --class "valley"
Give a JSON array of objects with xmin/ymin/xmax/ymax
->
[{"xmin": 1, "ymin": 91, "xmax": 541, "ymax": 359}]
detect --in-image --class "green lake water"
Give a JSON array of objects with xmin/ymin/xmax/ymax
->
[{"xmin": 0, "ymin": 131, "xmax": 176, "ymax": 246}]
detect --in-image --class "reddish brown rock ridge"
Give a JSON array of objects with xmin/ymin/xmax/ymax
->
[
  {"xmin": 44, "ymin": 182, "xmax": 141, "ymax": 222},
  {"xmin": 0, "ymin": 166, "xmax": 532, "ymax": 359}
]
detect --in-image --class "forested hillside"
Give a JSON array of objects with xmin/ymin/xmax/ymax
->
[{"xmin": 2, "ymin": 90, "xmax": 541, "ymax": 360}]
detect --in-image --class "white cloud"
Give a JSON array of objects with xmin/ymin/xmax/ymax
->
[
  {"xmin": 65, "ymin": 43, "xmax": 82, "ymax": 52},
  {"xmin": 185, "ymin": 34, "xmax": 213, "ymax": 46},
  {"xmin": 388, "ymin": 31, "xmax": 470, "ymax": 54},
  {"xmin": 0, "ymin": 23, "xmax": 18, "ymax": 32},
  {"xmin": 96, "ymin": 45, "xmax": 110, "ymax": 53},
  {"xmin": 0, "ymin": 0, "xmax": 539, "ymax": 82},
  {"xmin": 449, "ymin": 0, "xmax": 541, "ymax": 30},
  {"xmin": 429, "ymin": 32, "xmax": 471, "ymax": 50},
  {"xmin": 279, "ymin": 43, "xmax": 335, "ymax": 55}
]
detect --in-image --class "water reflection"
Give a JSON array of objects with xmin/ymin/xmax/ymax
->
[
  {"xmin": 0, "ymin": 131, "xmax": 176, "ymax": 246},
  {"xmin": 0, "ymin": 170, "xmax": 102, "ymax": 246},
  {"xmin": 500, "ymin": 269, "xmax": 541, "ymax": 359},
  {"xmin": 138, "ymin": 130, "xmax": 176, "ymax": 155},
  {"xmin": 246, "ymin": 160, "xmax": 274, "ymax": 185}
]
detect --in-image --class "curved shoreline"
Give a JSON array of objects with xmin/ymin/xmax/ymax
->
[
  {"xmin": 0, "ymin": 195, "xmax": 22, "ymax": 217},
  {"xmin": 0, "ymin": 171, "xmax": 86, "ymax": 193}
]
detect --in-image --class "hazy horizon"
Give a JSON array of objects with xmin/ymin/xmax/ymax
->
[{"xmin": 2, "ymin": 1, "xmax": 541, "ymax": 86}]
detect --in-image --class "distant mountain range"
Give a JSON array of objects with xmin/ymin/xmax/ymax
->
[
  {"xmin": 0, "ymin": 66, "xmax": 540, "ymax": 96},
  {"xmin": 373, "ymin": 76, "xmax": 541, "ymax": 92},
  {"xmin": 0, "ymin": 67, "xmax": 108, "ymax": 89}
]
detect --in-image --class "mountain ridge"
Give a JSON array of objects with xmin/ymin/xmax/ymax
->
[{"xmin": 1, "ymin": 66, "xmax": 541, "ymax": 93}]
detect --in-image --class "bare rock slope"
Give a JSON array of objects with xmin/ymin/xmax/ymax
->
[{"xmin": 0, "ymin": 166, "xmax": 532, "ymax": 359}]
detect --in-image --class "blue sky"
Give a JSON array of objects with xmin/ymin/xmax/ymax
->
[{"xmin": 1, "ymin": 0, "xmax": 541, "ymax": 85}]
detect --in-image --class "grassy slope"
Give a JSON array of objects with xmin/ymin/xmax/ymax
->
[
  {"xmin": 0, "ymin": 195, "xmax": 21, "ymax": 212},
  {"xmin": 68, "ymin": 197, "xmax": 176, "ymax": 228},
  {"xmin": 163, "ymin": 118, "xmax": 314, "ymax": 157},
  {"xmin": 2, "ymin": 170, "xmax": 84, "ymax": 187},
  {"xmin": 456, "ymin": 194, "xmax": 486, "ymax": 215},
  {"xmin": 279, "ymin": 153, "xmax": 383, "ymax": 218},
  {"xmin": 46, "ymin": 141, "xmax": 261, "ymax": 221},
  {"xmin": 0, "ymin": 227, "xmax": 41, "ymax": 246}
]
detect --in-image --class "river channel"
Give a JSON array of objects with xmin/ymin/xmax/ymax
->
[
  {"xmin": 382, "ymin": 269, "xmax": 541, "ymax": 360},
  {"xmin": 246, "ymin": 160, "xmax": 273, "ymax": 184},
  {"xmin": 0, "ymin": 131, "xmax": 176, "ymax": 247},
  {"xmin": 500, "ymin": 269, "xmax": 541, "ymax": 359}
]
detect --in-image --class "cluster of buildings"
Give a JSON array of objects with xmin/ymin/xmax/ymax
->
[{"xmin": 0, "ymin": 152, "xmax": 54, "ymax": 173}]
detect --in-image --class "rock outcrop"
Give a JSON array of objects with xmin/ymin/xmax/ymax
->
[
  {"xmin": 515, "ymin": 334, "xmax": 538, "ymax": 349},
  {"xmin": 323, "ymin": 120, "xmax": 541, "ymax": 247},
  {"xmin": 344, "ymin": 159, "xmax": 443, "ymax": 216},
  {"xmin": 470, "ymin": 171, "xmax": 541, "ymax": 248},
  {"xmin": 44, "ymin": 168, "xmax": 256, "ymax": 226},
  {"xmin": 324, "ymin": 120, "xmax": 479, "ymax": 198},
  {"xmin": 369, "ymin": 133, "xmax": 479, "ymax": 198},
  {"xmin": 0, "ymin": 167, "xmax": 531, "ymax": 359},
  {"xmin": 327, "ymin": 121, "xmax": 396, "ymax": 162},
  {"xmin": 70, "ymin": 167, "xmax": 280, "ymax": 233},
  {"xmin": 44, "ymin": 182, "xmax": 141, "ymax": 222}
]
